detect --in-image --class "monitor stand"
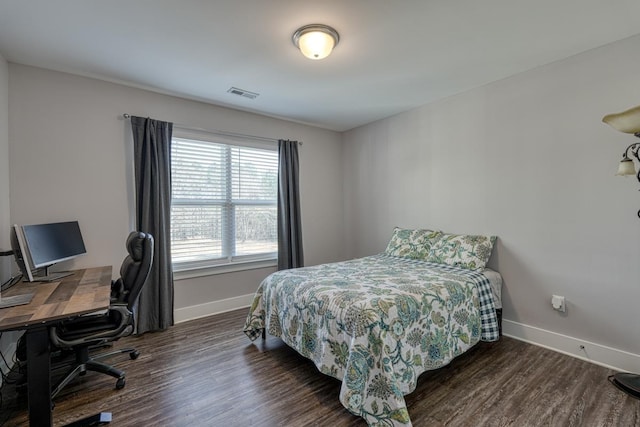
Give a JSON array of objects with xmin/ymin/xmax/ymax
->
[
  {"xmin": 33, "ymin": 265, "xmax": 74, "ymax": 282},
  {"xmin": 0, "ymin": 293, "xmax": 34, "ymax": 308}
]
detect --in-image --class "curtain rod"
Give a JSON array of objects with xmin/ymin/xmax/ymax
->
[{"xmin": 122, "ymin": 113, "xmax": 302, "ymax": 145}]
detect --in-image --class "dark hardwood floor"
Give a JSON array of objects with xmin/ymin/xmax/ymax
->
[{"xmin": 1, "ymin": 308, "xmax": 639, "ymax": 426}]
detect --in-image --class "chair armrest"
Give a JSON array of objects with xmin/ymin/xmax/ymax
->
[{"xmin": 111, "ymin": 278, "xmax": 126, "ymax": 302}]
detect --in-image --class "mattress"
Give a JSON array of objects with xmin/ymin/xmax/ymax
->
[{"xmin": 483, "ymin": 268, "xmax": 503, "ymax": 309}]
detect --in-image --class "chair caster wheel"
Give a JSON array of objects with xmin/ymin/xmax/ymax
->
[
  {"xmin": 130, "ymin": 351, "xmax": 139, "ymax": 360},
  {"xmin": 116, "ymin": 377, "xmax": 126, "ymax": 390}
]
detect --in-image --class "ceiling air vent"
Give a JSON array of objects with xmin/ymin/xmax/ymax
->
[{"xmin": 227, "ymin": 87, "xmax": 259, "ymax": 99}]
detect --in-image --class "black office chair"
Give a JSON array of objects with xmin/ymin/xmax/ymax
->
[{"xmin": 48, "ymin": 231, "xmax": 154, "ymax": 398}]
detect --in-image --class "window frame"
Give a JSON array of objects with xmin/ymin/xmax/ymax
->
[{"xmin": 170, "ymin": 128, "xmax": 278, "ymax": 278}]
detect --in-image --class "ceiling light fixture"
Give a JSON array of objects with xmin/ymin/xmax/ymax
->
[{"xmin": 292, "ymin": 24, "xmax": 339, "ymax": 60}]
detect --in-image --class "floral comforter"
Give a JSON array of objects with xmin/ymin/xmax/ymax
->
[{"xmin": 243, "ymin": 254, "xmax": 499, "ymax": 426}]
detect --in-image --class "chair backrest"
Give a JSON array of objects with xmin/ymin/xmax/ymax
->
[{"xmin": 118, "ymin": 231, "xmax": 154, "ymax": 310}]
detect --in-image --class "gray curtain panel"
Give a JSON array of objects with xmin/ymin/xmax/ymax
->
[
  {"xmin": 277, "ymin": 140, "xmax": 304, "ymax": 270},
  {"xmin": 130, "ymin": 116, "xmax": 174, "ymax": 333}
]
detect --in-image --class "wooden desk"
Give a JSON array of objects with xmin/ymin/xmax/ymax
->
[{"xmin": 0, "ymin": 266, "xmax": 112, "ymax": 427}]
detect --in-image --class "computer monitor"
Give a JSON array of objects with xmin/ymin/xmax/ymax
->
[
  {"xmin": 11, "ymin": 221, "xmax": 87, "ymax": 282},
  {"xmin": 10, "ymin": 224, "xmax": 34, "ymax": 282}
]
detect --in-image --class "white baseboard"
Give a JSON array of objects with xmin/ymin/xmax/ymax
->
[
  {"xmin": 174, "ymin": 293, "xmax": 254, "ymax": 324},
  {"xmin": 503, "ymin": 319, "xmax": 640, "ymax": 374}
]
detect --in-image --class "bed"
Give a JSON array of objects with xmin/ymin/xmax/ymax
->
[{"xmin": 244, "ymin": 228, "xmax": 501, "ymax": 426}]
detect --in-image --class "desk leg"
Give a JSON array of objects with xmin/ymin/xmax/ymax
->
[{"xmin": 26, "ymin": 326, "xmax": 53, "ymax": 427}]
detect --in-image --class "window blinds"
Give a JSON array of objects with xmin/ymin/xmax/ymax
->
[{"xmin": 171, "ymin": 137, "xmax": 278, "ymax": 265}]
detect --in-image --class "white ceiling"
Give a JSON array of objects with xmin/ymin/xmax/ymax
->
[{"xmin": 1, "ymin": 0, "xmax": 639, "ymax": 132}]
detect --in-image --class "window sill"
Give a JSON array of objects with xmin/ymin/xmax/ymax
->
[{"xmin": 173, "ymin": 259, "xmax": 277, "ymax": 281}]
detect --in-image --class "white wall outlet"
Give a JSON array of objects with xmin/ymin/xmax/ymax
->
[{"xmin": 551, "ymin": 294, "xmax": 566, "ymax": 312}]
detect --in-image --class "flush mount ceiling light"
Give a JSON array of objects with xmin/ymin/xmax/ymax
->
[{"xmin": 292, "ymin": 24, "xmax": 339, "ymax": 60}]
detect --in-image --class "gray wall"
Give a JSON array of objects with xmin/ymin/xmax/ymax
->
[
  {"xmin": 0, "ymin": 51, "xmax": 22, "ymax": 384},
  {"xmin": 8, "ymin": 64, "xmax": 344, "ymax": 320},
  {"xmin": 343, "ymin": 34, "xmax": 640, "ymax": 367},
  {"xmin": 0, "ymin": 53, "xmax": 9, "ymax": 280}
]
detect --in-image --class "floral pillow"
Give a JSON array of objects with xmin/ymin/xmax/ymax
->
[
  {"xmin": 384, "ymin": 227, "xmax": 443, "ymax": 260},
  {"xmin": 427, "ymin": 233, "xmax": 496, "ymax": 271}
]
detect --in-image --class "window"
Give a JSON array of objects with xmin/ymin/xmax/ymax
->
[{"xmin": 170, "ymin": 132, "xmax": 278, "ymax": 272}]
